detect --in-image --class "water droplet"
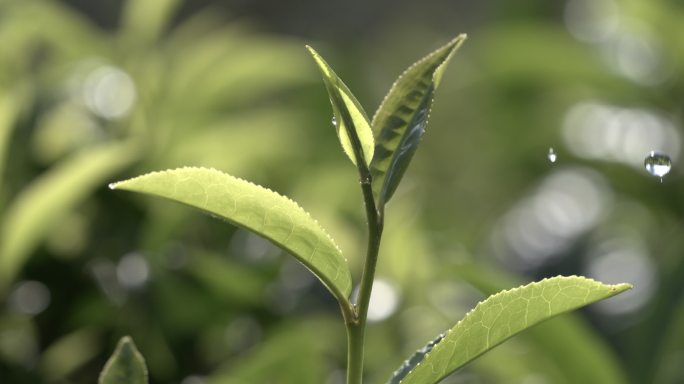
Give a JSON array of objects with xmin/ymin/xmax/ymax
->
[
  {"xmin": 548, "ymin": 147, "xmax": 557, "ymax": 163},
  {"xmin": 331, "ymin": 116, "xmax": 337, "ymax": 126},
  {"xmin": 644, "ymin": 150, "xmax": 671, "ymax": 181},
  {"xmin": 108, "ymin": 182, "xmax": 117, "ymax": 190}
]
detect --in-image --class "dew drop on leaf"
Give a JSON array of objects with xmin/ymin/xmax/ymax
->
[
  {"xmin": 331, "ymin": 115, "xmax": 337, "ymax": 126},
  {"xmin": 548, "ymin": 147, "xmax": 557, "ymax": 163},
  {"xmin": 644, "ymin": 150, "xmax": 671, "ymax": 182}
]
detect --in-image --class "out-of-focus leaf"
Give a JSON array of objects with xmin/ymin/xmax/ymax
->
[
  {"xmin": 388, "ymin": 333, "xmax": 444, "ymax": 384},
  {"xmin": 31, "ymin": 103, "xmax": 101, "ymax": 164},
  {"xmin": 370, "ymin": 35, "xmax": 466, "ymax": 205},
  {"xmin": 110, "ymin": 167, "xmax": 353, "ymax": 304},
  {"xmin": 0, "ymin": 314, "xmax": 38, "ymax": 366},
  {"xmin": 0, "ymin": 1, "xmax": 106, "ymax": 63},
  {"xmin": 0, "ymin": 91, "xmax": 20, "ymax": 196},
  {"xmin": 99, "ymin": 336, "xmax": 148, "ymax": 384},
  {"xmin": 121, "ymin": 0, "xmax": 181, "ymax": 45},
  {"xmin": 399, "ymin": 276, "xmax": 631, "ymax": 384},
  {"xmin": 306, "ymin": 46, "xmax": 374, "ymax": 167},
  {"xmin": 158, "ymin": 111, "xmax": 303, "ymax": 169},
  {"xmin": 207, "ymin": 319, "xmax": 339, "ymax": 384},
  {"xmin": 165, "ymin": 21, "xmax": 309, "ymax": 113},
  {"xmin": 40, "ymin": 329, "xmax": 100, "ymax": 380},
  {"xmin": 0, "ymin": 142, "xmax": 138, "ymax": 289},
  {"xmin": 189, "ymin": 249, "xmax": 271, "ymax": 305}
]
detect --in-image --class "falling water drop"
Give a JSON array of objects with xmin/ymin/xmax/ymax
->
[
  {"xmin": 331, "ymin": 116, "xmax": 337, "ymax": 126},
  {"xmin": 644, "ymin": 150, "xmax": 671, "ymax": 182},
  {"xmin": 548, "ymin": 147, "xmax": 557, "ymax": 163}
]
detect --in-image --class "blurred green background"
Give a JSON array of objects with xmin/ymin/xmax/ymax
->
[{"xmin": 1, "ymin": 0, "xmax": 684, "ymax": 383}]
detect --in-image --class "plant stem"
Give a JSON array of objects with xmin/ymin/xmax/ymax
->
[
  {"xmin": 346, "ymin": 173, "xmax": 384, "ymax": 384},
  {"xmin": 329, "ymin": 84, "xmax": 384, "ymax": 384}
]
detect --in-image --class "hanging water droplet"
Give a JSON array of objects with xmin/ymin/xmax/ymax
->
[
  {"xmin": 331, "ymin": 116, "xmax": 337, "ymax": 126},
  {"xmin": 644, "ymin": 150, "xmax": 671, "ymax": 182},
  {"xmin": 548, "ymin": 147, "xmax": 557, "ymax": 163},
  {"xmin": 108, "ymin": 182, "xmax": 117, "ymax": 190}
]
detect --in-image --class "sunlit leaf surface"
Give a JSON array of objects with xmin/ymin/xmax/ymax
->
[
  {"xmin": 111, "ymin": 167, "xmax": 352, "ymax": 304},
  {"xmin": 306, "ymin": 46, "xmax": 375, "ymax": 167},
  {"xmin": 399, "ymin": 276, "xmax": 631, "ymax": 384},
  {"xmin": 371, "ymin": 35, "xmax": 466, "ymax": 205}
]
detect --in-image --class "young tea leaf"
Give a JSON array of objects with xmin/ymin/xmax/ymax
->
[
  {"xmin": 388, "ymin": 333, "xmax": 445, "ymax": 384},
  {"xmin": 306, "ymin": 46, "xmax": 374, "ymax": 167},
  {"xmin": 371, "ymin": 35, "xmax": 466, "ymax": 205},
  {"xmin": 398, "ymin": 276, "xmax": 631, "ymax": 384},
  {"xmin": 99, "ymin": 336, "xmax": 148, "ymax": 384},
  {"xmin": 110, "ymin": 167, "xmax": 353, "ymax": 304}
]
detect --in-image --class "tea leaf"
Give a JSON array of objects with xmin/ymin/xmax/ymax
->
[
  {"xmin": 371, "ymin": 35, "xmax": 466, "ymax": 205},
  {"xmin": 306, "ymin": 46, "xmax": 374, "ymax": 167},
  {"xmin": 452, "ymin": 262, "xmax": 629, "ymax": 384},
  {"xmin": 388, "ymin": 333, "xmax": 444, "ymax": 384},
  {"xmin": 110, "ymin": 167, "xmax": 353, "ymax": 304},
  {"xmin": 99, "ymin": 336, "xmax": 148, "ymax": 384},
  {"xmin": 398, "ymin": 276, "xmax": 631, "ymax": 384}
]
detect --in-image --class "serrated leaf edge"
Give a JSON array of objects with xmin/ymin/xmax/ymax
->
[
  {"xmin": 305, "ymin": 45, "xmax": 375, "ymax": 167},
  {"xmin": 110, "ymin": 166, "xmax": 346, "ymax": 262},
  {"xmin": 399, "ymin": 275, "xmax": 631, "ymax": 383},
  {"xmin": 370, "ymin": 34, "xmax": 467, "ymax": 128},
  {"xmin": 388, "ymin": 333, "xmax": 445, "ymax": 384}
]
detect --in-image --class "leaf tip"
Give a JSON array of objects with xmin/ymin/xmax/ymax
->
[
  {"xmin": 99, "ymin": 335, "xmax": 148, "ymax": 384},
  {"xmin": 108, "ymin": 182, "xmax": 118, "ymax": 190},
  {"xmin": 304, "ymin": 44, "xmax": 321, "ymax": 60},
  {"xmin": 611, "ymin": 282, "xmax": 633, "ymax": 293}
]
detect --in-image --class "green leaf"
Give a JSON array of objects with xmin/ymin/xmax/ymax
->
[
  {"xmin": 40, "ymin": 329, "xmax": 100, "ymax": 380},
  {"xmin": 371, "ymin": 35, "xmax": 466, "ymax": 205},
  {"xmin": 0, "ymin": 142, "xmax": 138, "ymax": 289},
  {"xmin": 121, "ymin": 0, "xmax": 181, "ymax": 45},
  {"xmin": 306, "ymin": 46, "xmax": 374, "ymax": 167},
  {"xmin": 451, "ymin": 262, "xmax": 629, "ymax": 384},
  {"xmin": 388, "ymin": 334, "xmax": 445, "ymax": 384},
  {"xmin": 99, "ymin": 336, "xmax": 148, "ymax": 384},
  {"xmin": 0, "ymin": 90, "xmax": 23, "ymax": 199},
  {"xmin": 110, "ymin": 167, "xmax": 353, "ymax": 304},
  {"xmin": 398, "ymin": 276, "xmax": 631, "ymax": 384}
]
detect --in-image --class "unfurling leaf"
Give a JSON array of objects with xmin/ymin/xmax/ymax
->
[
  {"xmin": 110, "ymin": 167, "xmax": 353, "ymax": 304},
  {"xmin": 306, "ymin": 45, "xmax": 374, "ymax": 167},
  {"xmin": 99, "ymin": 336, "xmax": 148, "ymax": 384},
  {"xmin": 371, "ymin": 35, "xmax": 466, "ymax": 205},
  {"xmin": 398, "ymin": 276, "xmax": 631, "ymax": 384}
]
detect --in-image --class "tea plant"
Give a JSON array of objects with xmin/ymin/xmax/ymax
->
[{"xmin": 106, "ymin": 35, "xmax": 630, "ymax": 384}]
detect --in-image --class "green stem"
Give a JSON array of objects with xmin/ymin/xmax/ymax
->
[
  {"xmin": 346, "ymin": 174, "xmax": 384, "ymax": 384},
  {"xmin": 328, "ymin": 82, "xmax": 384, "ymax": 384}
]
